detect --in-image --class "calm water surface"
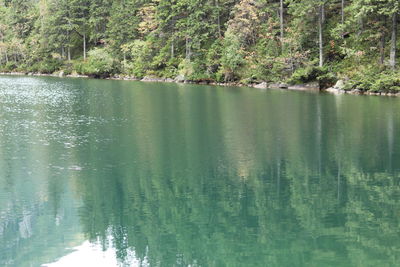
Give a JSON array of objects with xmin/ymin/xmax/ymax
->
[{"xmin": 0, "ymin": 76, "xmax": 399, "ymax": 267}]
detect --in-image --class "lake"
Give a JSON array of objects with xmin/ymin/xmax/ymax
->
[{"xmin": 0, "ymin": 75, "xmax": 399, "ymax": 267}]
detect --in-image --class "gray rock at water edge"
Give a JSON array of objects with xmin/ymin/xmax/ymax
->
[
  {"xmin": 268, "ymin": 83, "xmax": 288, "ymax": 89},
  {"xmin": 351, "ymin": 89, "xmax": 362, "ymax": 95},
  {"xmin": 253, "ymin": 82, "xmax": 268, "ymax": 89},
  {"xmin": 326, "ymin": 87, "xmax": 345, "ymax": 94},
  {"xmin": 367, "ymin": 91, "xmax": 380, "ymax": 96},
  {"xmin": 59, "ymin": 70, "xmax": 65, "ymax": 77},
  {"xmin": 141, "ymin": 76, "xmax": 165, "ymax": 82},
  {"xmin": 175, "ymin": 74, "xmax": 186, "ymax": 82},
  {"xmin": 288, "ymin": 82, "xmax": 320, "ymax": 91},
  {"xmin": 165, "ymin": 78, "xmax": 175, "ymax": 83},
  {"xmin": 334, "ymin": 80, "xmax": 345, "ymax": 89}
]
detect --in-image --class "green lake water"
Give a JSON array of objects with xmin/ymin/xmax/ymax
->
[{"xmin": 0, "ymin": 76, "xmax": 400, "ymax": 267}]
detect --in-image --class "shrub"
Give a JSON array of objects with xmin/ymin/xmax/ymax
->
[
  {"xmin": 78, "ymin": 48, "xmax": 117, "ymax": 77},
  {"xmin": 121, "ymin": 40, "xmax": 153, "ymax": 78},
  {"xmin": 288, "ymin": 66, "xmax": 323, "ymax": 84},
  {"xmin": 343, "ymin": 67, "xmax": 400, "ymax": 92},
  {"xmin": 370, "ymin": 72, "xmax": 400, "ymax": 92},
  {"xmin": 0, "ymin": 62, "xmax": 17, "ymax": 72},
  {"xmin": 288, "ymin": 66, "xmax": 336, "ymax": 89},
  {"xmin": 25, "ymin": 59, "xmax": 62, "ymax": 74},
  {"xmin": 37, "ymin": 59, "xmax": 62, "ymax": 73},
  {"xmin": 220, "ymin": 30, "xmax": 245, "ymax": 81},
  {"xmin": 317, "ymin": 72, "xmax": 336, "ymax": 89}
]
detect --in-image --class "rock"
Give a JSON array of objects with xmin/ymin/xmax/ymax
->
[
  {"xmin": 174, "ymin": 74, "xmax": 186, "ymax": 82},
  {"xmin": 326, "ymin": 87, "xmax": 345, "ymax": 94},
  {"xmin": 141, "ymin": 76, "xmax": 164, "ymax": 82},
  {"xmin": 59, "ymin": 70, "xmax": 65, "ymax": 77},
  {"xmin": 288, "ymin": 82, "xmax": 319, "ymax": 91},
  {"xmin": 165, "ymin": 78, "xmax": 175, "ymax": 83},
  {"xmin": 268, "ymin": 83, "xmax": 289, "ymax": 89},
  {"xmin": 253, "ymin": 82, "xmax": 268, "ymax": 89},
  {"xmin": 278, "ymin": 83, "xmax": 289, "ymax": 89},
  {"xmin": 334, "ymin": 79, "xmax": 345, "ymax": 90}
]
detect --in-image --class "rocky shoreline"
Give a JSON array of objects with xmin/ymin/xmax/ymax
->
[{"xmin": 1, "ymin": 71, "xmax": 399, "ymax": 97}]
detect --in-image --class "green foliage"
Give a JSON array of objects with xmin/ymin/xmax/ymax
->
[
  {"xmin": 121, "ymin": 40, "xmax": 152, "ymax": 78},
  {"xmin": 0, "ymin": 62, "xmax": 17, "ymax": 72},
  {"xmin": 219, "ymin": 30, "xmax": 245, "ymax": 81},
  {"xmin": 370, "ymin": 73, "xmax": 400, "ymax": 92},
  {"xmin": 34, "ymin": 58, "xmax": 62, "ymax": 73},
  {"xmin": 0, "ymin": 0, "xmax": 398, "ymax": 90},
  {"xmin": 78, "ymin": 48, "xmax": 117, "ymax": 77},
  {"xmin": 344, "ymin": 68, "xmax": 400, "ymax": 92}
]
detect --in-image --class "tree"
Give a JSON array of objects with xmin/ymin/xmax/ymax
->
[{"xmin": 287, "ymin": 0, "xmax": 329, "ymax": 67}]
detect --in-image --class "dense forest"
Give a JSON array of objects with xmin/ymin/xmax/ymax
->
[{"xmin": 0, "ymin": 0, "xmax": 399, "ymax": 91}]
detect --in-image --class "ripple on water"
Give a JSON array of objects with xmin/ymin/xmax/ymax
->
[{"xmin": 0, "ymin": 76, "xmax": 112, "ymax": 148}]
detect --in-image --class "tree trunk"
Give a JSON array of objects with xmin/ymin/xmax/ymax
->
[
  {"xmin": 341, "ymin": 0, "xmax": 344, "ymax": 25},
  {"xmin": 185, "ymin": 36, "xmax": 191, "ymax": 61},
  {"xmin": 171, "ymin": 40, "xmax": 174, "ymax": 59},
  {"xmin": 67, "ymin": 31, "xmax": 71, "ymax": 61},
  {"xmin": 319, "ymin": 5, "xmax": 324, "ymax": 67},
  {"xmin": 280, "ymin": 0, "xmax": 284, "ymax": 41},
  {"xmin": 83, "ymin": 33, "xmax": 87, "ymax": 61},
  {"xmin": 390, "ymin": 12, "xmax": 397, "ymax": 69},
  {"xmin": 216, "ymin": 0, "xmax": 221, "ymax": 37},
  {"xmin": 380, "ymin": 34, "xmax": 385, "ymax": 65}
]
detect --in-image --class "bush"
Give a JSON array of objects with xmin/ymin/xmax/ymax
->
[
  {"xmin": 288, "ymin": 66, "xmax": 336, "ymax": 89},
  {"xmin": 288, "ymin": 66, "xmax": 323, "ymax": 84},
  {"xmin": 0, "ymin": 62, "xmax": 17, "ymax": 72},
  {"xmin": 25, "ymin": 58, "xmax": 62, "ymax": 73},
  {"xmin": 370, "ymin": 73, "xmax": 400, "ymax": 92},
  {"xmin": 15, "ymin": 63, "xmax": 28, "ymax": 72},
  {"xmin": 77, "ymin": 48, "xmax": 117, "ymax": 77},
  {"xmin": 121, "ymin": 40, "xmax": 153, "ymax": 78},
  {"xmin": 38, "ymin": 59, "xmax": 62, "ymax": 73},
  {"xmin": 220, "ymin": 30, "xmax": 245, "ymax": 81},
  {"xmin": 317, "ymin": 72, "xmax": 336, "ymax": 89},
  {"xmin": 343, "ymin": 67, "xmax": 400, "ymax": 92}
]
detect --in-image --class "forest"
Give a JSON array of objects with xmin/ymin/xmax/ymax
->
[{"xmin": 0, "ymin": 0, "xmax": 399, "ymax": 92}]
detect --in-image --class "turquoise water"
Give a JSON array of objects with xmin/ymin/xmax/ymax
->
[{"xmin": 0, "ymin": 76, "xmax": 399, "ymax": 267}]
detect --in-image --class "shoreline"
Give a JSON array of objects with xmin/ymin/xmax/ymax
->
[{"xmin": 1, "ymin": 71, "xmax": 399, "ymax": 97}]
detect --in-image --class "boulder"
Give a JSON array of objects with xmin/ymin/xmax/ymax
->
[
  {"xmin": 288, "ymin": 82, "xmax": 319, "ymax": 91},
  {"xmin": 333, "ymin": 80, "xmax": 345, "ymax": 90},
  {"xmin": 174, "ymin": 74, "xmax": 186, "ymax": 82},
  {"xmin": 326, "ymin": 87, "xmax": 345, "ymax": 94},
  {"xmin": 253, "ymin": 82, "xmax": 268, "ymax": 89},
  {"xmin": 278, "ymin": 83, "xmax": 289, "ymax": 89},
  {"xmin": 141, "ymin": 76, "xmax": 164, "ymax": 82}
]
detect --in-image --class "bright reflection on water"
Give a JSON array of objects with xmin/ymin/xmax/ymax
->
[{"xmin": 0, "ymin": 75, "xmax": 400, "ymax": 267}]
